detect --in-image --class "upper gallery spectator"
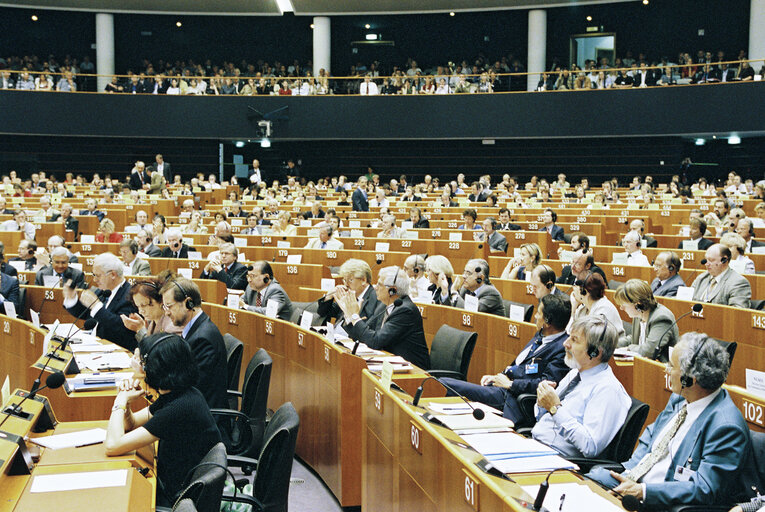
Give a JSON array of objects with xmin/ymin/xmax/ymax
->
[
  {"xmin": 240, "ymin": 261, "xmax": 294, "ymax": 321},
  {"xmin": 305, "ymin": 225, "xmax": 344, "ymax": 250},
  {"xmin": 129, "ymin": 161, "xmax": 151, "ymax": 191},
  {"xmin": 482, "ymin": 217, "xmax": 508, "ymax": 253},
  {"xmin": 531, "ymin": 316, "xmax": 631, "ymax": 458},
  {"xmin": 616, "ymin": 230, "xmax": 651, "ymax": 267},
  {"xmin": 440, "ymin": 294, "xmax": 571, "ymax": 423},
  {"xmin": 80, "ymin": 198, "xmax": 105, "ymax": 221},
  {"xmin": 248, "ymin": 158, "xmax": 262, "ymax": 185},
  {"xmin": 359, "ymin": 75, "xmax": 379, "ymax": 95},
  {"xmin": 119, "ymin": 239, "xmax": 151, "ymax": 276},
  {"xmin": 630, "ymin": 219, "xmax": 658, "ymax": 248},
  {"xmin": 1, "ymin": 210, "xmax": 36, "ymax": 240},
  {"xmin": 650, "ymin": 251, "xmax": 686, "ymax": 297},
  {"xmin": 614, "ymin": 279, "xmax": 678, "ymax": 361},
  {"xmin": 691, "ymin": 244, "xmax": 751, "ymax": 308},
  {"xmin": 455, "ymin": 259, "xmax": 506, "ymax": 317},
  {"xmin": 34, "ymin": 247, "xmax": 86, "ymax": 287},
  {"xmin": 161, "ymin": 229, "xmax": 193, "ymax": 258},
  {"xmin": 352, "ymin": 176, "xmax": 370, "ymax": 212},
  {"xmin": 678, "ymin": 218, "xmax": 714, "ymax": 251},
  {"xmin": 155, "ymin": 154, "xmax": 172, "ymax": 183},
  {"xmin": 540, "ymin": 208, "xmax": 565, "ymax": 241}
]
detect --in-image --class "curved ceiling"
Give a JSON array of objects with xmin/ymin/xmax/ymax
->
[{"xmin": 0, "ymin": 0, "xmax": 637, "ymax": 16}]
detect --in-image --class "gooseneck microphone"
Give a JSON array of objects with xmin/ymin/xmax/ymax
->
[
  {"xmin": 651, "ymin": 303, "xmax": 703, "ymax": 360},
  {"xmin": 533, "ymin": 468, "xmax": 570, "ymax": 511},
  {"xmin": 0, "ymin": 372, "xmax": 65, "ymax": 430},
  {"xmin": 621, "ymin": 495, "xmax": 644, "ymax": 511},
  {"xmin": 412, "ymin": 375, "xmax": 485, "ymax": 420}
]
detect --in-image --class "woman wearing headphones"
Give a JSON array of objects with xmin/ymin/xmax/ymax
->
[
  {"xmin": 425, "ymin": 255, "xmax": 461, "ymax": 306},
  {"xmin": 105, "ymin": 333, "xmax": 221, "ymax": 508},
  {"xmin": 121, "ymin": 271, "xmax": 183, "ymax": 343},
  {"xmin": 501, "ymin": 242, "xmax": 541, "ymax": 281},
  {"xmin": 614, "ymin": 279, "xmax": 678, "ymax": 362},
  {"xmin": 566, "ymin": 272, "xmax": 624, "ymax": 337}
]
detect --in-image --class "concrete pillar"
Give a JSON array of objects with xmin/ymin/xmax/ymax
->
[
  {"xmin": 313, "ymin": 16, "xmax": 331, "ymax": 77},
  {"xmin": 95, "ymin": 13, "xmax": 115, "ymax": 93},
  {"xmin": 749, "ymin": 0, "xmax": 765, "ymax": 67},
  {"xmin": 527, "ymin": 9, "xmax": 547, "ymax": 91}
]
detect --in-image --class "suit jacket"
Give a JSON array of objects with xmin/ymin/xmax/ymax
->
[
  {"xmin": 691, "ymin": 269, "xmax": 751, "ymax": 308},
  {"xmin": 498, "ymin": 222, "xmax": 522, "ymax": 231},
  {"xmin": 588, "ymin": 390, "xmax": 753, "ymax": 508},
  {"xmin": 352, "ymin": 188, "xmax": 369, "ymax": 212},
  {"xmin": 129, "ymin": 170, "xmax": 152, "ymax": 190},
  {"xmin": 144, "ymin": 243, "xmax": 162, "ymax": 257},
  {"xmin": 200, "ymin": 260, "xmax": 248, "ymax": 290},
  {"xmin": 677, "ymin": 237, "xmax": 714, "ymax": 251},
  {"xmin": 0, "ymin": 272, "xmax": 20, "ymax": 310},
  {"xmin": 643, "ymin": 235, "xmax": 658, "ymax": 248},
  {"xmin": 35, "ymin": 266, "xmax": 87, "ymax": 288},
  {"xmin": 80, "ymin": 209, "xmax": 105, "ymax": 222},
  {"xmin": 159, "ymin": 162, "xmax": 172, "ymax": 183},
  {"xmin": 541, "ymin": 224, "xmax": 565, "ymax": 241},
  {"xmin": 161, "ymin": 244, "xmax": 192, "ymax": 259},
  {"xmin": 243, "ymin": 282, "xmax": 294, "ymax": 321},
  {"xmin": 65, "ymin": 281, "xmax": 138, "ymax": 351},
  {"xmin": 0, "ymin": 262, "xmax": 18, "ymax": 277},
  {"xmin": 129, "ymin": 257, "xmax": 151, "ymax": 276},
  {"xmin": 344, "ymin": 295, "xmax": 431, "ymax": 370},
  {"xmin": 557, "ymin": 264, "xmax": 607, "ymax": 285},
  {"xmin": 183, "ymin": 312, "xmax": 228, "ymax": 409},
  {"xmin": 317, "ymin": 285, "xmax": 385, "ymax": 330},
  {"xmin": 148, "ymin": 172, "xmax": 165, "ymax": 194},
  {"xmin": 487, "ymin": 231, "xmax": 508, "ymax": 253},
  {"xmin": 750, "ymin": 239, "xmax": 765, "ymax": 252},
  {"xmin": 455, "ymin": 284, "xmax": 506, "ymax": 317},
  {"xmin": 64, "ymin": 216, "xmax": 79, "ymax": 239},
  {"xmin": 503, "ymin": 331, "xmax": 569, "ymax": 396},
  {"xmin": 651, "ymin": 273, "xmax": 685, "ymax": 297},
  {"xmin": 617, "ymin": 304, "xmax": 677, "ymax": 362},
  {"xmin": 413, "ymin": 218, "xmax": 430, "ymax": 229},
  {"xmin": 305, "ymin": 238, "xmax": 344, "ymax": 250}
]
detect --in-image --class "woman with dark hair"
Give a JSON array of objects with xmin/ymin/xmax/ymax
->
[
  {"xmin": 105, "ymin": 333, "xmax": 221, "ymax": 508},
  {"xmin": 566, "ymin": 271, "xmax": 624, "ymax": 337},
  {"xmin": 121, "ymin": 271, "xmax": 183, "ymax": 342}
]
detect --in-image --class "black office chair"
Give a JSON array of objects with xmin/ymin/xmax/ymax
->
[
  {"xmin": 223, "ymin": 334, "xmax": 244, "ymax": 410},
  {"xmin": 222, "ymin": 402, "xmax": 300, "ymax": 512},
  {"xmin": 211, "ymin": 349, "xmax": 273, "ymax": 467},
  {"xmin": 172, "ymin": 499, "xmax": 197, "ymax": 512},
  {"xmin": 289, "ymin": 301, "xmax": 311, "ymax": 324},
  {"xmin": 750, "ymin": 299, "xmax": 765, "ymax": 311},
  {"xmin": 17, "ymin": 287, "xmax": 26, "ymax": 314},
  {"xmin": 291, "ymin": 301, "xmax": 327, "ymax": 326},
  {"xmin": 503, "ymin": 300, "xmax": 534, "ymax": 322},
  {"xmin": 607, "ymin": 279, "xmax": 625, "ymax": 291},
  {"xmin": 157, "ymin": 442, "xmax": 228, "ymax": 512},
  {"xmin": 428, "ymin": 324, "xmax": 477, "ymax": 381}
]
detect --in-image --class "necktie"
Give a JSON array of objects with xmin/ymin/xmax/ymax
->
[
  {"xmin": 321, "ymin": 242, "xmax": 326, "ymax": 249},
  {"xmin": 466, "ymin": 290, "xmax": 476, "ymax": 297},
  {"xmin": 624, "ymin": 404, "xmax": 688, "ymax": 481},
  {"xmin": 652, "ymin": 280, "xmax": 659, "ymax": 292},
  {"xmin": 255, "ymin": 293, "xmax": 262, "ymax": 307},
  {"xmin": 705, "ymin": 277, "xmax": 717, "ymax": 302},
  {"xmin": 557, "ymin": 373, "xmax": 581, "ymax": 402}
]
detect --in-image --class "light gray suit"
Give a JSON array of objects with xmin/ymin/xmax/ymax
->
[
  {"xmin": 455, "ymin": 283, "xmax": 506, "ymax": 317},
  {"xmin": 691, "ymin": 268, "xmax": 751, "ymax": 309},
  {"xmin": 243, "ymin": 281, "xmax": 294, "ymax": 321},
  {"xmin": 650, "ymin": 273, "xmax": 685, "ymax": 297},
  {"xmin": 487, "ymin": 231, "xmax": 508, "ymax": 253},
  {"xmin": 617, "ymin": 303, "xmax": 677, "ymax": 362},
  {"xmin": 129, "ymin": 257, "xmax": 151, "ymax": 276}
]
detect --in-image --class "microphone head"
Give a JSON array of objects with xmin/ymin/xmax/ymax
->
[
  {"xmin": 412, "ymin": 386, "xmax": 424, "ymax": 407},
  {"xmin": 472, "ymin": 408, "xmax": 485, "ymax": 420},
  {"xmin": 700, "ymin": 258, "xmax": 707, "ymax": 265},
  {"xmin": 101, "ymin": 290, "xmax": 112, "ymax": 299},
  {"xmin": 83, "ymin": 318, "xmax": 98, "ymax": 330},
  {"xmin": 621, "ymin": 495, "xmax": 642, "ymax": 511},
  {"xmin": 247, "ymin": 265, "xmax": 254, "ymax": 271},
  {"xmin": 376, "ymin": 259, "xmax": 382, "ymax": 265},
  {"xmin": 393, "ymin": 298, "xmax": 403, "ymax": 307},
  {"xmin": 45, "ymin": 371, "xmax": 66, "ymax": 389},
  {"xmin": 692, "ymin": 303, "xmax": 703, "ymax": 313}
]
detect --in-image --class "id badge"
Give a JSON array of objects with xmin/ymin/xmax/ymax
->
[
  {"xmin": 673, "ymin": 465, "xmax": 695, "ymax": 482},
  {"xmin": 525, "ymin": 363, "xmax": 539, "ymax": 374}
]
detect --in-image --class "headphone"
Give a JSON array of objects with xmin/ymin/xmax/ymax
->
[
  {"xmin": 140, "ymin": 333, "xmax": 175, "ymax": 365},
  {"xmin": 412, "ymin": 255, "xmax": 425, "ymax": 274},
  {"xmin": 539, "ymin": 264, "xmax": 556, "ymax": 290},
  {"xmin": 474, "ymin": 266, "xmax": 483, "ymax": 284},
  {"xmin": 622, "ymin": 287, "xmax": 646, "ymax": 311},
  {"xmin": 577, "ymin": 271, "xmax": 594, "ymax": 296},
  {"xmin": 588, "ymin": 319, "xmax": 607, "ymax": 360},
  {"xmin": 386, "ymin": 267, "xmax": 401, "ymax": 297},
  {"xmin": 170, "ymin": 279, "xmax": 194, "ymax": 310},
  {"xmin": 680, "ymin": 337, "xmax": 709, "ymax": 388}
]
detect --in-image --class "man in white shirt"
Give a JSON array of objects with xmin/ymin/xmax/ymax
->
[
  {"xmin": 617, "ymin": 230, "xmax": 650, "ymax": 266},
  {"xmin": 725, "ymin": 174, "xmax": 748, "ymax": 194},
  {"xmin": 359, "ymin": 75, "xmax": 379, "ymax": 95},
  {"xmin": 305, "ymin": 225, "xmax": 344, "ymax": 250},
  {"xmin": 1, "ymin": 211, "xmax": 36, "ymax": 241},
  {"xmin": 403, "ymin": 254, "xmax": 431, "ymax": 300},
  {"xmin": 249, "ymin": 159, "xmax": 262, "ymax": 185}
]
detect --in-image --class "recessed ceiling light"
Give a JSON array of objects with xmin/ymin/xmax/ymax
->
[
  {"xmin": 365, "ymin": 23, "xmax": 371, "ymax": 29},
  {"xmin": 586, "ymin": 15, "xmax": 592, "ymax": 21},
  {"xmin": 728, "ymin": 135, "xmax": 741, "ymax": 145},
  {"xmin": 310, "ymin": 23, "xmax": 315, "ymax": 29},
  {"xmin": 449, "ymin": 12, "xmax": 455, "ymax": 16},
  {"xmin": 31, "ymin": 14, "xmax": 38, "ymax": 21},
  {"xmin": 235, "ymin": 141, "xmax": 245, "ymax": 148},
  {"xmin": 176, "ymin": 21, "xmax": 182, "ymax": 27},
  {"xmin": 695, "ymin": 138, "xmax": 705, "ymax": 146},
  {"xmin": 643, "ymin": 0, "xmax": 649, "ymax": 4}
]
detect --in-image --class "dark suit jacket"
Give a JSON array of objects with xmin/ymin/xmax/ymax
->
[
  {"xmin": 160, "ymin": 162, "xmax": 172, "ymax": 183},
  {"xmin": 161, "ymin": 244, "xmax": 193, "ymax": 258},
  {"xmin": 183, "ymin": 312, "xmax": 228, "ymax": 409},
  {"xmin": 650, "ymin": 273, "xmax": 685, "ymax": 297},
  {"xmin": 677, "ymin": 237, "xmax": 713, "ymax": 251},
  {"xmin": 344, "ymin": 296, "xmax": 431, "ymax": 370},
  {"xmin": 35, "ymin": 266, "xmax": 86, "ymax": 288},
  {"xmin": 144, "ymin": 243, "xmax": 163, "ymax": 257},
  {"xmin": 63, "ymin": 216, "xmax": 79, "ymax": 239},
  {"xmin": 642, "ymin": 235, "xmax": 658, "ymax": 248},
  {"xmin": 79, "ymin": 209, "xmax": 105, "ymax": 222},
  {"xmin": 413, "ymin": 218, "xmax": 430, "ymax": 229},
  {"xmin": 0, "ymin": 272, "xmax": 20, "ymax": 310},
  {"xmin": 456, "ymin": 284, "xmax": 506, "ymax": 317},
  {"xmin": 129, "ymin": 170, "xmax": 152, "ymax": 190},
  {"xmin": 540, "ymin": 224, "xmax": 565, "ymax": 241},
  {"xmin": 317, "ymin": 285, "xmax": 384, "ymax": 330},
  {"xmin": 498, "ymin": 222, "xmax": 522, "ymax": 231},
  {"xmin": 243, "ymin": 281, "xmax": 294, "ymax": 321},
  {"xmin": 750, "ymin": 239, "xmax": 765, "ymax": 252},
  {"xmin": 556, "ymin": 264, "xmax": 607, "ymax": 285},
  {"xmin": 65, "ymin": 281, "xmax": 138, "ymax": 351},
  {"xmin": 487, "ymin": 231, "xmax": 508, "ymax": 253},
  {"xmin": 9, "ymin": 256, "xmax": 37, "ymax": 271},
  {"xmin": 503, "ymin": 331, "xmax": 569, "ymax": 396},
  {"xmin": 1, "ymin": 262, "xmax": 18, "ymax": 277},
  {"xmin": 200, "ymin": 261, "xmax": 248, "ymax": 290},
  {"xmin": 352, "ymin": 188, "xmax": 369, "ymax": 212}
]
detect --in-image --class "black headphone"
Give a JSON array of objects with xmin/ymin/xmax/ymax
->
[
  {"xmin": 474, "ymin": 266, "xmax": 483, "ymax": 284},
  {"xmin": 588, "ymin": 319, "xmax": 607, "ymax": 360},
  {"xmin": 386, "ymin": 267, "xmax": 401, "ymax": 297},
  {"xmin": 623, "ymin": 287, "xmax": 646, "ymax": 311},
  {"xmin": 680, "ymin": 337, "xmax": 709, "ymax": 388},
  {"xmin": 412, "ymin": 255, "xmax": 425, "ymax": 274},
  {"xmin": 577, "ymin": 271, "xmax": 594, "ymax": 296},
  {"xmin": 140, "ymin": 333, "xmax": 175, "ymax": 365},
  {"xmin": 539, "ymin": 264, "xmax": 555, "ymax": 290},
  {"xmin": 171, "ymin": 279, "xmax": 194, "ymax": 310}
]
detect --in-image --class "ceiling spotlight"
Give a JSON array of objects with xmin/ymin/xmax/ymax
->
[
  {"xmin": 310, "ymin": 23, "xmax": 315, "ymax": 29},
  {"xmin": 235, "ymin": 141, "xmax": 245, "ymax": 148},
  {"xmin": 586, "ymin": 15, "xmax": 592, "ymax": 21},
  {"xmin": 643, "ymin": 0, "xmax": 649, "ymax": 4},
  {"xmin": 449, "ymin": 12, "xmax": 455, "ymax": 16},
  {"xmin": 365, "ymin": 23, "xmax": 371, "ymax": 29},
  {"xmin": 712, "ymin": 135, "xmax": 717, "ymax": 139},
  {"xmin": 728, "ymin": 135, "xmax": 741, "ymax": 145},
  {"xmin": 176, "ymin": 21, "xmax": 182, "ymax": 27},
  {"xmin": 31, "ymin": 14, "xmax": 38, "ymax": 21},
  {"xmin": 695, "ymin": 138, "xmax": 705, "ymax": 146},
  {"xmin": 261, "ymin": 138, "xmax": 271, "ymax": 148}
]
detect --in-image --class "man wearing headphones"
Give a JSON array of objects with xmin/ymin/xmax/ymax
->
[
  {"xmin": 691, "ymin": 243, "xmax": 751, "ymax": 308},
  {"xmin": 199, "ymin": 243, "xmax": 248, "ymax": 290},
  {"xmin": 305, "ymin": 225, "xmax": 344, "ymax": 250},
  {"xmin": 556, "ymin": 250, "xmax": 607, "ymax": 286},
  {"xmin": 403, "ymin": 254, "xmax": 430, "ymax": 300},
  {"xmin": 119, "ymin": 239, "xmax": 151, "ymax": 276},
  {"xmin": 240, "ymin": 261, "xmax": 294, "ymax": 321},
  {"xmin": 135, "ymin": 229, "xmax": 162, "ymax": 257},
  {"xmin": 159, "ymin": 278, "xmax": 227, "ymax": 409},
  {"xmin": 588, "ymin": 333, "xmax": 753, "ymax": 509},
  {"xmin": 335, "ymin": 266, "xmax": 430, "ymax": 370},
  {"xmin": 161, "ymin": 229, "xmax": 193, "ymax": 259},
  {"xmin": 455, "ymin": 259, "xmax": 506, "ymax": 317},
  {"xmin": 482, "ymin": 217, "xmax": 508, "ymax": 253},
  {"xmin": 735, "ymin": 218, "xmax": 765, "ymax": 253},
  {"xmin": 540, "ymin": 208, "xmax": 565, "ymax": 241},
  {"xmin": 530, "ymin": 265, "xmax": 568, "ymax": 301},
  {"xmin": 35, "ymin": 247, "xmax": 87, "ymax": 287},
  {"xmin": 630, "ymin": 219, "xmax": 658, "ymax": 248},
  {"xmin": 532, "ymin": 316, "xmax": 631, "ymax": 458},
  {"xmin": 651, "ymin": 251, "xmax": 685, "ymax": 297},
  {"xmin": 440, "ymin": 294, "xmax": 571, "ymax": 423}
]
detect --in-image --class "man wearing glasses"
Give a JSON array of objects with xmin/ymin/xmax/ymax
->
[
  {"xmin": 317, "ymin": 258, "xmax": 385, "ymax": 331},
  {"xmin": 62, "ymin": 252, "xmax": 138, "ymax": 351}
]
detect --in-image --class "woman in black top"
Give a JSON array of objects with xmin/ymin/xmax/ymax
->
[{"xmin": 105, "ymin": 333, "xmax": 221, "ymax": 508}]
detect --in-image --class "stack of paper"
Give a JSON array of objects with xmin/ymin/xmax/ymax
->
[
  {"xmin": 75, "ymin": 352, "xmax": 132, "ymax": 372},
  {"xmin": 519, "ymin": 483, "xmax": 622, "ymax": 512},
  {"xmin": 426, "ymin": 402, "xmax": 503, "ymax": 417},
  {"xmin": 460, "ymin": 432, "xmax": 577, "ymax": 473},
  {"xmin": 31, "ymin": 428, "xmax": 106, "ymax": 449},
  {"xmin": 366, "ymin": 356, "xmax": 413, "ymax": 372},
  {"xmin": 30, "ymin": 469, "xmax": 128, "ymax": 493},
  {"xmin": 426, "ymin": 413, "xmax": 514, "ymax": 433}
]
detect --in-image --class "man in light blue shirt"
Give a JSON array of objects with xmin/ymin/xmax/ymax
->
[{"xmin": 532, "ymin": 316, "xmax": 630, "ymax": 458}]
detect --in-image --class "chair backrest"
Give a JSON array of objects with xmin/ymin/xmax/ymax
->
[
  {"xmin": 172, "ymin": 498, "xmax": 197, "ymax": 512},
  {"xmin": 223, "ymin": 334, "xmax": 244, "ymax": 409},
  {"xmin": 608, "ymin": 279, "xmax": 625, "ymax": 291},
  {"xmin": 18, "ymin": 287, "xmax": 26, "ymax": 312},
  {"xmin": 711, "ymin": 338, "xmax": 737, "ymax": 366},
  {"xmin": 253, "ymin": 402, "xmax": 300, "ymax": 512},
  {"xmin": 176, "ymin": 442, "xmax": 227, "ymax": 512},
  {"xmin": 751, "ymin": 299, "xmax": 765, "ymax": 311},
  {"xmin": 289, "ymin": 301, "xmax": 311, "ymax": 324},
  {"xmin": 503, "ymin": 300, "xmax": 533, "ymax": 322},
  {"xmin": 601, "ymin": 397, "xmax": 650, "ymax": 463},
  {"xmin": 429, "ymin": 324, "xmax": 478, "ymax": 380},
  {"xmin": 241, "ymin": 348, "xmax": 273, "ymax": 457}
]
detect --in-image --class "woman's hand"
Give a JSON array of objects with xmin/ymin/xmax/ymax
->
[{"xmin": 121, "ymin": 313, "xmax": 146, "ymax": 333}]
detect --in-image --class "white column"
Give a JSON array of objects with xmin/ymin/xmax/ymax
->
[
  {"xmin": 313, "ymin": 16, "xmax": 331, "ymax": 77},
  {"xmin": 527, "ymin": 9, "xmax": 547, "ymax": 91},
  {"xmin": 750, "ymin": 0, "xmax": 765, "ymax": 66},
  {"xmin": 95, "ymin": 13, "xmax": 115, "ymax": 93}
]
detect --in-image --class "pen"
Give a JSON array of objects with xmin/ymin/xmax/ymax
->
[
  {"xmin": 559, "ymin": 493, "xmax": 566, "ymax": 511},
  {"xmin": 75, "ymin": 440, "xmax": 103, "ymax": 448}
]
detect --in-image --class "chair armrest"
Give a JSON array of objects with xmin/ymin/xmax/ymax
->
[
  {"xmin": 209, "ymin": 409, "xmax": 249, "ymax": 423},
  {"xmin": 227, "ymin": 454, "xmax": 259, "ymax": 470},
  {"xmin": 427, "ymin": 370, "xmax": 465, "ymax": 380},
  {"xmin": 587, "ymin": 462, "xmax": 625, "ymax": 473},
  {"xmin": 221, "ymin": 490, "xmax": 266, "ymax": 511},
  {"xmin": 226, "ymin": 390, "xmax": 242, "ymax": 398},
  {"xmin": 515, "ymin": 427, "xmax": 533, "ymax": 437},
  {"xmin": 155, "ymin": 507, "xmax": 172, "ymax": 512}
]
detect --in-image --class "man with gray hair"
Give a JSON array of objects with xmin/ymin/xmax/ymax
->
[
  {"xmin": 35, "ymin": 246, "xmax": 86, "ymax": 288},
  {"xmin": 135, "ymin": 229, "xmax": 161, "ymax": 257},
  {"xmin": 588, "ymin": 333, "xmax": 753, "ymax": 509},
  {"xmin": 200, "ymin": 243, "xmax": 248, "ymax": 290},
  {"xmin": 455, "ymin": 259, "xmax": 506, "ymax": 317},
  {"xmin": 617, "ymin": 230, "xmax": 651, "ymax": 266},
  {"xmin": 335, "ymin": 265, "xmax": 430, "ymax": 369},
  {"xmin": 161, "ymin": 229, "xmax": 192, "ymax": 258},
  {"xmin": 62, "ymin": 252, "xmax": 138, "ymax": 350},
  {"xmin": 532, "ymin": 316, "xmax": 631, "ymax": 458}
]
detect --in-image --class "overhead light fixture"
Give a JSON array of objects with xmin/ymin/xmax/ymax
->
[
  {"xmin": 712, "ymin": 135, "xmax": 717, "ymax": 139},
  {"xmin": 310, "ymin": 23, "xmax": 315, "ymax": 29},
  {"xmin": 275, "ymin": 0, "xmax": 294, "ymax": 13},
  {"xmin": 365, "ymin": 23, "xmax": 371, "ymax": 29},
  {"xmin": 31, "ymin": 14, "xmax": 38, "ymax": 21},
  {"xmin": 643, "ymin": 0, "xmax": 649, "ymax": 4},
  {"xmin": 176, "ymin": 21, "xmax": 182, "ymax": 27},
  {"xmin": 365, "ymin": 33, "xmax": 377, "ymax": 40},
  {"xmin": 586, "ymin": 15, "xmax": 592, "ymax": 21},
  {"xmin": 261, "ymin": 138, "xmax": 271, "ymax": 148},
  {"xmin": 695, "ymin": 138, "xmax": 705, "ymax": 146},
  {"xmin": 728, "ymin": 135, "xmax": 741, "ymax": 145},
  {"xmin": 449, "ymin": 12, "xmax": 455, "ymax": 16},
  {"xmin": 235, "ymin": 141, "xmax": 245, "ymax": 148}
]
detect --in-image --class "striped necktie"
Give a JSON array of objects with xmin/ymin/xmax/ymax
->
[{"xmin": 624, "ymin": 404, "xmax": 688, "ymax": 481}]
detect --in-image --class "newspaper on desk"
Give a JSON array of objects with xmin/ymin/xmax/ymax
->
[
  {"xmin": 613, "ymin": 347, "xmax": 639, "ymax": 361},
  {"xmin": 366, "ymin": 356, "xmax": 413, "ymax": 372}
]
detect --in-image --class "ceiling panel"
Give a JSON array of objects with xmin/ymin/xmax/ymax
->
[{"xmin": 0, "ymin": 0, "xmax": 282, "ymax": 15}]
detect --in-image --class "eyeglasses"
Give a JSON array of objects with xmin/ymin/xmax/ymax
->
[{"xmin": 162, "ymin": 301, "xmax": 178, "ymax": 311}]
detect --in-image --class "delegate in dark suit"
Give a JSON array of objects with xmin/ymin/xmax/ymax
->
[
  {"xmin": 35, "ymin": 266, "xmax": 87, "ymax": 288},
  {"xmin": 64, "ymin": 282, "xmax": 138, "ymax": 351},
  {"xmin": 144, "ymin": 242, "xmax": 162, "ymax": 257},
  {"xmin": 588, "ymin": 390, "xmax": 752, "ymax": 508},
  {"xmin": 242, "ymin": 281, "xmax": 294, "ymax": 321},
  {"xmin": 455, "ymin": 284, "xmax": 506, "ymax": 317},
  {"xmin": 183, "ymin": 312, "xmax": 228, "ymax": 409},
  {"xmin": 129, "ymin": 170, "xmax": 152, "ymax": 190},
  {"xmin": 487, "ymin": 231, "xmax": 508, "ymax": 253},
  {"xmin": 413, "ymin": 218, "xmax": 430, "ymax": 229},
  {"xmin": 352, "ymin": 187, "xmax": 369, "ymax": 212},
  {"xmin": 161, "ymin": 244, "xmax": 193, "ymax": 258},
  {"xmin": 0, "ymin": 272, "xmax": 21, "ymax": 310},
  {"xmin": 677, "ymin": 237, "xmax": 714, "ymax": 251},
  {"xmin": 64, "ymin": 216, "xmax": 79, "ymax": 239},
  {"xmin": 318, "ymin": 285, "xmax": 384, "ymax": 330},
  {"xmin": 200, "ymin": 261, "xmax": 248, "ymax": 290},
  {"xmin": 540, "ymin": 224, "xmax": 565, "ymax": 242},
  {"xmin": 650, "ymin": 273, "xmax": 685, "ymax": 298},
  {"xmin": 556, "ymin": 264, "xmax": 607, "ymax": 285},
  {"xmin": 343, "ymin": 295, "xmax": 431, "ymax": 370},
  {"xmin": 79, "ymin": 209, "xmax": 105, "ymax": 222}
]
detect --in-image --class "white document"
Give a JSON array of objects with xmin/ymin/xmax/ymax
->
[
  {"xmin": 300, "ymin": 311, "xmax": 313, "ymax": 329},
  {"xmin": 233, "ymin": 237, "xmax": 247, "ymax": 247},
  {"xmin": 449, "ymin": 232, "xmax": 463, "ymax": 241},
  {"xmin": 30, "ymin": 309, "xmax": 40, "ymax": 328},
  {"xmin": 69, "ymin": 343, "xmax": 116, "ymax": 354},
  {"xmin": 460, "ymin": 432, "xmax": 555, "ymax": 458},
  {"xmin": 676, "ymin": 286, "xmax": 695, "ymax": 301},
  {"xmin": 612, "ymin": 253, "xmax": 628, "ymax": 265},
  {"xmin": 123, "ymin": 225, "xmax": 140, "ymax": 233},
  {"xmin": 401, "ymin": 221, "xmax": 414, "ymax": 230},
  {"xmin": 231, "ymin": 218, "xmax": 243, "ymax": 226},
  {"xmin": 265, "ymin": 300, "xmax": 279, "ymax": 319},
  {"xmin": 187, "ymin": 251, "xmax": 203, "ymax": 260},
  {"xmin": 69, "ymin": 262, "xmax": 83, "ymax": 271},
  {"xmin": 350, "ymin": 229, "xmax": 364, "ymax": 238},
  {"xmin": 559, "ymin": 250, "xmax": 575, "ymax": 263},
  {"xmin": 31, "ymin": 428, "xmax": 107, "ymax": 450},
  {"xmin": 226, "ymin": 293, "xmax": 241, "ymax": 309},
  {"xmin": 426, "ymin": 402, "xmax": 503, "ymax": 417},
  {"xmin": 43, "ymin": 275, "xmax": 61, "ymax": 288},
  {"xmin": 299, "ymin": 219, "xmax": 312, "ymax": 227},
  {"xmin": 30, "ymin": 468, "xmax": 127, "ymax": 493},
  {"xmin": 464, "ymin": 294, "xmax": 479, "ymax": 312},
  {"xmin": 753, "ymin": 246, "xmax": 765, "ymax": 255},
  {"xmin": 682, "ymin": 240, "xmax": 699, "ymax": 251},
  {"xmin": 77, "ymin": 352, "xmax": 132, "ymax": 371},
  {"xmin": 430, "ymin": 413, "xmax": 514, "ymax": 432},
  {"xmin": 492, "ymin": 454, "xmax": 577, "ymax": 473},
  {"xmin": 177, "ymin": 268, "xmax": 193, "ymax": 279},
  {"xmin": 9, "ymin": 261, "xmax": 25, "ymax": 273},
  {"xmin": 321, "ymin": 278, "xmax": 336, "ymax": 291},
  {"xmin": 374, "ymin": 242, "xmax": 390, "ymax": 252},
  {"xmin": 520, "ymin": 483, "xmax": 621, "ymax": 512},
  {"xmin": 380, "ymin": 361, "xmax": 394, "ymax": 389},
  {"xmin": 276, "ymin": 241, "xmax": 291, "ymax": 248},
  {"xmin": 348, "ymin": 220, "xmax": 361, "ymax": 228},
  {"xmin": 42, "ymin": 320, "xmax": 60, "ymax": 356},
  {"xmin": 746, "ymin": 368, "xmax": 765, "ymax": 398},
  {"xmin": 286, "ymin": 254, "xmax": 302, "ymax": 264},
  {"xmin": 509, "ymin": 304, "xmax": 525, "ymax": 323},
  {"xmin": 3, "ymin": 301, "xmax": 16, "ymax": 318},
  {"xmin": 680, "ymin": 226, "xmax": 691, "ymax": 236},
  {"xmin": 80, "ymin": 234, "xmax": 96, "ymax": 243}
]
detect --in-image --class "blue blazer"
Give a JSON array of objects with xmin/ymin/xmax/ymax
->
[
  {"xmin": 588, "ymin": 390, "xmax": 752, "ymax": 508},
  {"xmin": 650, "ymin": 273, "xmax": 685, "ymax": 298},
  {"xmin": 540, "ymin": 224, "xmax": 565, "ymax": 241},
  {"xmin": 352, "ymin": 188, "xmax": 369, "ymax": 212},
  {"xmin": 0, "ymin": 272, "xmax": 20, "ymax": 309},
  {"xmin": 504, "ymin": 331, "xmax": 569, "ymax": 396}
]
